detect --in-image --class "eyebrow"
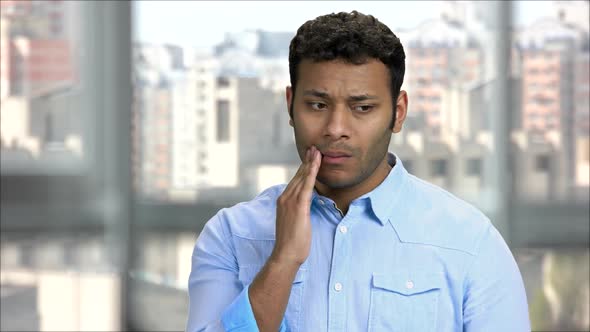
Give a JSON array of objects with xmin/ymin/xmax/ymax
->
[
  {"xmin": 302, "ymin": 89, "xmax": 330, "ymax": 99},
  {"xmin": 348, "ymin": 94, "xmax": 379, "ymax": 102},
  {"xmin": 302, "ymin": 89, "xmax": 379, "ymax": 102}
]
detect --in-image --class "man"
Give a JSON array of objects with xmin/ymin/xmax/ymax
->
[{"xmin": 187, "ymin": 11, "xmax": 530, "ymax": 332}]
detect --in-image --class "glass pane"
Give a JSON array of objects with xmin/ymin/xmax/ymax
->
[
  {"xmin": 130, "ymin": 1, "xmax": 513, "ymax": 330},
  {"xmin": 130, "ymin": 1, "xmax": 589, "ymax": 330},
  {"xmin": 515, "ymin": 248, "xmax": 590, "ymax": 331},
  {"xmin": 1, "ymin": 0, "xmax": 85, "ymax": 174},
  {"xmin": 391, "ymin": 1, "xmax": 498, "ymax": 207},
  {"xmin": 511, "ymin": 2, "xmax": 589, "ymax": 331},
  {"xmin": 1, "ymin": 1, "xmax": 125, "ymax": 331},
  {"xmin": 511, "ymin": 0, "xmax": 590, "ymax": 204}
]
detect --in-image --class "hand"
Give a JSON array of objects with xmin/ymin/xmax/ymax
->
[{"xmin": 271, "ymin": 145, "xmax": 321, "ymax": 266}]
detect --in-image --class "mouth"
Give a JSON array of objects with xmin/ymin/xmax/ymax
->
[{"xmin": 321, "ymin": 150, "xmax": 352, "ymax": 164}]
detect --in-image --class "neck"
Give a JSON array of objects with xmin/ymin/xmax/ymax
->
[{"xmin": 315, "ymin": 156, "xmax": 392, "ymax": 215}]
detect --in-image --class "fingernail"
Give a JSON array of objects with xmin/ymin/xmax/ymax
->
[{"xmin": 306, "ymin": 148, "xmax": 310, "ymax": 161}]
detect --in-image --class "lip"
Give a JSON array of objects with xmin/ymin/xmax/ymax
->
[
  {"xmin": 323, "ymin": 150, "xmax": 351, "ymax": 157},
  {"xmin": 321, "ymin": 150, "xmax": 352, "ymax": 164}
]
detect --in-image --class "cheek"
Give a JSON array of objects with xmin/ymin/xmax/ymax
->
[
  {"xmin": 361, "ymin": 124, "xmax": 391, "ymax": 157},
  {"xmin": 293, "ymin": 118, "xmax": 320, "ymax": 142}
]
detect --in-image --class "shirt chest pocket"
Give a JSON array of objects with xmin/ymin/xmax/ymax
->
[
  {"xmin": 369, "ymin": 272, "xmax": 443, "ymax": 332},
  {"xmin": 238, "ymin": 265, "xmax": 307, "ymax": 332}
]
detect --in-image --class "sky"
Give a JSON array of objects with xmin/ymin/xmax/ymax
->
[{"xmin": 133, "ymin": 1, "xmax": 554, "ymax": 50}]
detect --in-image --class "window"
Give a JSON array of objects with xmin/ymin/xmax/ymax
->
[
  {"xmin": 403, "ymin": 160, "xmax": 413, "ymax": 174},
  {"xmin": 130, "ymin": 2, "xmax": 588, "ymax": 330},
  {"xmin": 197, "ymin": 123, "xmax": 207, "ymax": 141},
  {"xmin": 130, "ymin": 1, "xmax": 590, "ymax": 331},
  {"xmin": 535, "ymin": 154, "xmax": 550, "ymax": 172},
  {"xmin": 431, "ymin": 159, "xmax": 447, "ymax": 177},
  {"xmin": 3, "ymin": 2, "xmax": 585, "ymax": 332},
  {"xmin": 1, "ymin": 1, "xmax": 130, "ymax": 330},
  {"xmin": 466, "ymin": 158, "xmax": 482, "ymax": 176},
  {"xmin": 581, "ymin": 140, "xmax": 590, "ymax": 162},
  {"xmin": 216, "ymin": 100, "xmax": 230, "ymax": 142},
  {"xmin": 217, "ymin": 76, "xmax": 230, "ymax": 87}
]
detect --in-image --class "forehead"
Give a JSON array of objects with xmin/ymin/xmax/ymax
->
[{"xmin": 296, "ymin": 59, "xmax": 391, "ymax": 98}]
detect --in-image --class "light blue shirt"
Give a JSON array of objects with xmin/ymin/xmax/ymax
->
[{"xmin": 187, "ymin": 154, "xmax": 530, "ymax": 332}]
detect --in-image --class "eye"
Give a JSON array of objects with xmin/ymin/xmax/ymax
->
[
  {"xmin": 353, "ymin": 105, "xmax": 374, "ymax": 113},
  {"xmin": 307, "ymin": 102, "xmax": 328, "ymax": 111}
]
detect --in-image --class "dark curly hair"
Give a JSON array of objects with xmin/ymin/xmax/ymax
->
[{"xmin": 288, "ymin": 11, "xmax": 406, "ymax": 128}]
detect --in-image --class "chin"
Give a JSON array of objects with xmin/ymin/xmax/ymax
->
[{"xmin": 317, "ymin": 173, "xmax": 360, "ymax": 189}]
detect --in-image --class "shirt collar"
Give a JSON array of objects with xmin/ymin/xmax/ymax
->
[
  {"xmin": 311, "ymin": 153, "xmax": 408, "ymax": 226},
  {"xmin": 356, "ymin": 153, "xmax": 408, "ymax": 226}
]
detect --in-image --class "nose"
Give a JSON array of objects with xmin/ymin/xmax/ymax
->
[{"xmin": 324, "ymin": 104, "xmax": 351, "ymax": 140}]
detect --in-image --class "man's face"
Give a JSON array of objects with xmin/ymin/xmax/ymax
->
[{"xmin": 287, "ymin": 59, "xmax": 407, "ymax": 189}]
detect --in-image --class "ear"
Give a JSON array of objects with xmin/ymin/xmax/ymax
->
[
  {"xmin": 286, "ymin": 86, "xmax": 294, "ymax": 127},
  {"xmin": 392, "ymin": 90, "xmax": 408, "ymax": 133}
]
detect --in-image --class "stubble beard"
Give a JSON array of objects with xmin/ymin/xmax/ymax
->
[{"xmin": 293, "ymin": 123, "xmax": 392, "ymax": 191}]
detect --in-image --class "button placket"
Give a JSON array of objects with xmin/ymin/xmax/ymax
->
[{"xmin": 327, "ymin": 217, "xmax": 350, "ymax": 331}]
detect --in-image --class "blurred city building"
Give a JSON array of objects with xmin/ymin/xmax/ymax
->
[
  {"xmin": 132, "ymin": 34, "xmax": 295, "ymax": 203},
  {"xmin": 0, "ymin": 0, "xmax": 81, "ymax": 171},
  {"xmin": 513, "ymin": 2, "xmax": 589, "ymax": 200}
]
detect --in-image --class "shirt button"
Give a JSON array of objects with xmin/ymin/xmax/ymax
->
[
  {"xmin": 334, "ymin": 282, "xmax": 343, "ymax": 292},
  {"xmin": 339, "ymin": 225, "xmax": 348, "ymax": 234},
  {"xmin": 319, "ymin": 200, "xmax": 325, "ymax": 206},
  {"xmin": 406, "ymin": 280, "xmax": 414, "ymax": 289}
]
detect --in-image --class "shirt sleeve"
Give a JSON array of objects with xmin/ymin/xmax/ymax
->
[
  {"xmin": 221, "ymin": 285, "xmax": 289, "ymax": 332},
  {"xmin": 463, "ymin": 224, "xmax": 531, "ymax": 332},
  {"xmin": 186, "ymin": 211, "xmax": 289, "ymax": 332}
]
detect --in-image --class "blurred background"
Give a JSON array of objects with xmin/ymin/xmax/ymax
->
[{"xmin": 0, "ymin": 1, "xmax": 588, "ymax": 331}]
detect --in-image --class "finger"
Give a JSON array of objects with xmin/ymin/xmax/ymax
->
[
  {"xmin": 298, "ymin": 147, "xmax": 321, "ymax": 203},
  {"xmin": 287, "ymin": 146, "xmax": 316, "ymax": 199},
  {"xmin": 287, "ymin": 159, "xmax": 313, "ymax": 198},
  {"xmin": 283, "ymin": 148, "xmax": 311, "ymax": 195},
  {"xmin": 306, "ymin": 147, "xmax": 321, "ymax": 188}
]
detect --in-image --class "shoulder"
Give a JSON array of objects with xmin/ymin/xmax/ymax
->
[
  {"xmin": 392, "ymin": 174, "xmax": 492, "ymax": 255},
  {"xmin": 205, "ymin": 184, "xmax": 286, "ymax": 241}
]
